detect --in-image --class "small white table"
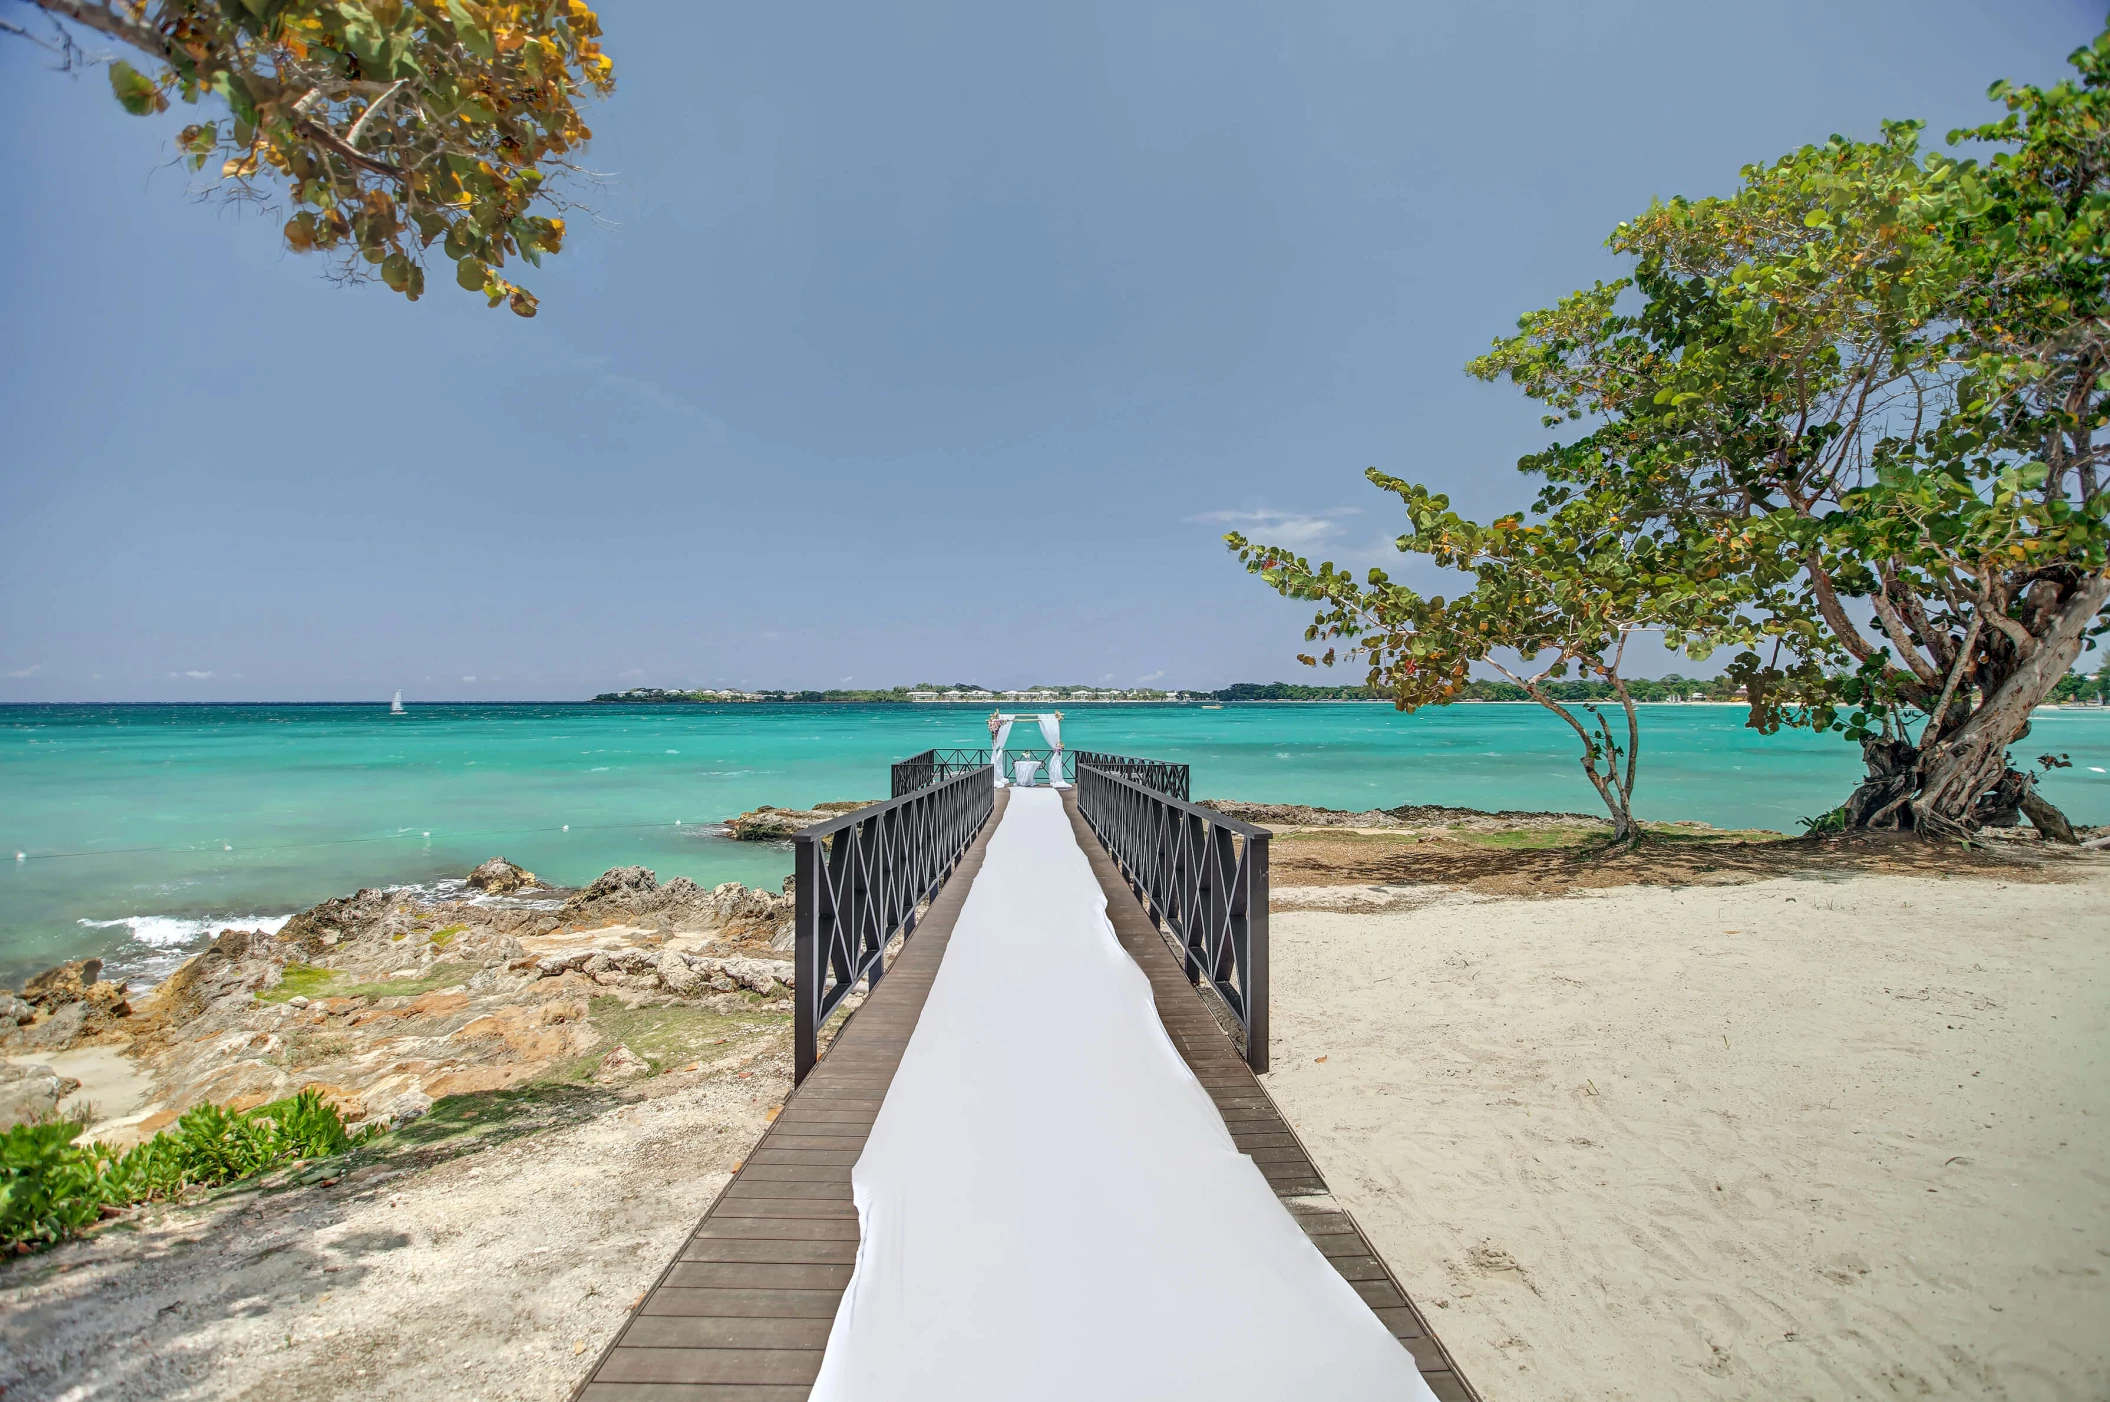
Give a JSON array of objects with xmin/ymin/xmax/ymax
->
[{"xmin": 1012, "ymin": 759, "xmax": 1042, "ymax": 787}]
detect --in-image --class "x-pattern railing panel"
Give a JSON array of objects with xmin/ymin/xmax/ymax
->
[
  {"xmin": 795, "ymin": 765, "xmax": 995, "ymax": 1081},
  {"xmin": 890, "ymin": 748, "xmax": 993, "ymax": 797},
  {"xmin": 892, "ymin": 747, "xmax": 1077, "ymax": 795},
  {"xmin": 1075, "ymin": 762, "xmax": 1269, "ymax": 1072},
  {"xmin": 1071, "ymin": 750, "xmax": 1190, "ymax": 802}
]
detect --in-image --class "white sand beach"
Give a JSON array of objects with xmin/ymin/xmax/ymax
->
[{"xmin": 1263, "ymin": 868, "xmax": 2110, "ymax": 1401}]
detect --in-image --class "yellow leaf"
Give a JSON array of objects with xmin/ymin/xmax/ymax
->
[{"xmin": 223, "ymin": 153, "xmax": 260, "ymax": 179}]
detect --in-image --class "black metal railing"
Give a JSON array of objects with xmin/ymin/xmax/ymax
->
[
  {"xmin": 1075, "ymin": 761, "xmax": 1269, "ymax": 1071},
  {"xmin": 890, "ymin": 748, "xmax": 990, "ymax": 797},
  {"xmin": 1072, "ymin": 750, "xmax": 1190, "ymax": 802},
  {"xmin": 794, "ymin": 764, "xmax": 996, "ymax": 1082},
  {"xmin": 890, "ymin": 747, "xmax": 1076, "ymax": 795}
]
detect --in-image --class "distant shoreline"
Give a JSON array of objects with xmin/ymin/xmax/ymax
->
[{"xmin": 4, "ymin": 698, "xmax": 2104, "ymax": 711}]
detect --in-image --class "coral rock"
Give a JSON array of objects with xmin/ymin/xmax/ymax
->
[
  {"xmin": 0, "ymin": 1062, "xmax": 82, "ymax": 1130},
  {"xmin": 465, "ymin": 857, "xmax": 539, "ymax": 894},
  {"xmin": 382, "ymin": 1089, "xmax": 434, "ymax": 1126},
  {"xmin": 656, "ymin": 950, "xmax": 703, "ymax": 996},
  {"xmin": 595, "ymin": 1044, "xmax": 650, "ymax": 1083},
  {"xmin": 22, "ymin": 959, "xmax": 106, "ymax": 1009}
]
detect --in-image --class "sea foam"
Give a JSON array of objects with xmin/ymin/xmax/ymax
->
[{"xmin": 77, "ymin": 912, "xmax": 294, "ymax": 987}]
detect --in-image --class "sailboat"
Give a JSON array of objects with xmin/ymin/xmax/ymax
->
[{"xmin": 390, "ymin": 690, "xmax": 406, "ymax": 716}]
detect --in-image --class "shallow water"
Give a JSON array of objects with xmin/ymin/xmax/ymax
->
[{"xmin": 4, "ymin": 701, "xmax": 2106, "ymax": 987}]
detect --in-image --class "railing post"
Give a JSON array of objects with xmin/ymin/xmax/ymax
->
[
  {"xmin": 794, "ymin": 833, "xmax": 820, "ymax": 1084},
  {"xmin": 1245, "ymin": 830, "xmax": 1268, "ymax": 1074},
  {"xmin": 859, "ymin": 813, "xmax": 885, "ymax": 991}
]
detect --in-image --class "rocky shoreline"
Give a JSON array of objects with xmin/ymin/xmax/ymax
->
[{"xmin": 0, "ymin": 856, "xmax": 806, "ymax": 1143}]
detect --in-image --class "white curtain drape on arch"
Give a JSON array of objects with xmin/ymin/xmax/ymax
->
[
  {"xmin": 1037, "ymin": 713, "xmax": 1066, "ymax": 788},
  {"xmin": 991, "ymin": 720, "xmax": 1015, "ymax": 787}
]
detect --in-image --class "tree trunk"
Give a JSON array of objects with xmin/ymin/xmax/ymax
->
[
  {"xmin": 1512, "ymin": 676, "xmax": 1642, "ymax": 847},
  {"xmin": 1839, "ymin": 575, "xmax": 2108, "ymax": 842},
  {"xmin": 1841, "ymin": 738, "xmax": 1919, "ymax": 830},
  {"xmin": 2018, "ymin": 786, "xmax": 2080, "ymax": 844}
]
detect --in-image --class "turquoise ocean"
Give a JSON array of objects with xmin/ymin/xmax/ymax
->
[{"xmin": 5, "ymin": 701, "xmax": 2107, "ymax": 988}]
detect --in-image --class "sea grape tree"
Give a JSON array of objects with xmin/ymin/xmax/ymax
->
[
  {"xmin": 5, "ymin": 0, "xmax": 614, "ymax": 315},
  {"xmin": 1228, "ymin": 472, "xmax": 1749, "ymax": 843},
  {"xmin": 1258, "ymin": 28, "xmax": 2107, "ymax": 842}
]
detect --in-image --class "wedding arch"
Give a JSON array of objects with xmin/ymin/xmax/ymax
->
[{"xmin": 988, "ymin": 710, "xmax": 1067, "ymax": 788}]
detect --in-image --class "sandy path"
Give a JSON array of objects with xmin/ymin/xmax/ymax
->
[
  {"xmin": 0, "ymin": 1059, "xmax": 789, "ymax": 1401},
  {"xmin": 1262, "ymin": 870, "xmax": 2110, "ymax": 1402}
]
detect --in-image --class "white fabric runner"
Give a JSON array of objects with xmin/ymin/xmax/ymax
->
[{"xmin": 808, "ymin": 788, "xmax": 1434, "ymax": 1401}]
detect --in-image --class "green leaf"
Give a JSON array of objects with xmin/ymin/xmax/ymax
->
[
  {"xmin": 446, "ymin": 0, "xmax": 498, "ymax": 61},
  {"xmin": 107, "ymin": 61, "xmax": 166, "ymax": 117},
  {"xmin": 208, "ymin": 72, "xmax": 259, "ymax": 129}
]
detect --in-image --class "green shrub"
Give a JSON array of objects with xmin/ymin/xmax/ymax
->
[
  {"xmin": 0, "ymin": 1089, "xmax": 373, "ymax": 1254},
  {"xmin": 0, "ymin": 1122, "xmax": 108, "ymax": 1250}
]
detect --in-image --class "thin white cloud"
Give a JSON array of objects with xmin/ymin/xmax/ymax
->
[
  {"xmin": 5, "ymin": 664, "xmax": 38, "ymax": 678},
  {"xmin": 1190, "ymin": 507, "xmax": 1361, "ymax": 551},
  {"xmin": 462, "ymin": 675, "xmax": 477, "ymax": 682},
  {"xmin": 617, "ymin": 667, "xmax": 648, "ymax": 683},
  {"xmin": 582, "ymin": 358, "xmax": 730, "ymax": 443},
  {"xmin": 1138, "ymin": 670, "xmax": 1165, "ymax": 683},
  {"xmin": 178, "ymin": 670, "xmax": 214, "ymax": 679}
]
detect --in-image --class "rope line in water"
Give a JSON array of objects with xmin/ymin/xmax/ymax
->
[{"xmin": 10, "ymin": 818, "xmax": 723, "ymax": 863}]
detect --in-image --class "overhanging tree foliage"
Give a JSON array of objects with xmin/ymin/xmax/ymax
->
[
  {"xmin": 5, "ymin": 0, "xmax": 614, "ymax": 315},
  {"xmin": 1434, "ymin": 28, "xmax": 2107, "ymax": 841}
]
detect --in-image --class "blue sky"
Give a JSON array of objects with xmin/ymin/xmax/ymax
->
[{"xmin": 1, "ymin": 0, "xmax": 2098, "ymax": 700}]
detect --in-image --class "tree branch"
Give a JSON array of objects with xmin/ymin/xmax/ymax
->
[
  {"xmin": 1869, "ymin": 567, "xmax": 1943, "ymax": 686},
  {"xmin": 1608, "ymin": 631, "xmax": 1640, "ymax": 802},
  {"xmin": 1895, "ymin": 580, "xmax": 1953, "ymax": 674},
  {"xmin": 345, "ymin": 78, "xmax": 407, "ymax": 149},
  {"xmin": 1805, "ymin": 553, "xmax": 1880, "ymax": 662},
  {"xmin": 1919, "ymin": 614, "xmax": 1980, "ymax": 744},
  {"xmin": 22, "ymin": 0, "xmax": 171, "ymax": 64},
  {"xmin": 293, "ymin": 117, "xmax": 406, "ymax": 182},
  {"xmin": 1973, "ymin": 589, "xmax": 2037, "ymax": 655},
  {"xmin": 0, "ymin": 11, "xmax": 88, "ymax": 66}
]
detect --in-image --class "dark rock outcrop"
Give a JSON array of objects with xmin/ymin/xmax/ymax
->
[
  {"xmin": 1, "ymin": 958, "xmax": 135, "ymax": 1053},
  {"xmin": 23, "ymin": 958, "xmax": 105, "ymax": 1008},
  {"xmin": 466, "ymin": 856, "xmax": 539, "ymax": 894},
  {"xmin": 723, "ymin": 801, "xmax": 875, "ymax": 842}
]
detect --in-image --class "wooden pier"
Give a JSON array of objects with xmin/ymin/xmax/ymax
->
[{"xmin": 576, "ymin": 783, "xmax": 1476, "ymax": 1400}]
